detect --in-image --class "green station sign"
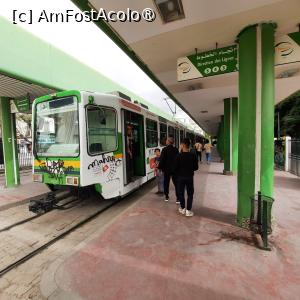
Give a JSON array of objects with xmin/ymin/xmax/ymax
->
[
  {"xmin": 12, "ymin": 97, "xmax": 31, "ymax": 113},
  {"xmin": 177, "ymin": 45, "xmax": 238, "ymax": 81},
  {"xmin": 178, "ymin": 32, "xmax": 300, "ymax": 82}
]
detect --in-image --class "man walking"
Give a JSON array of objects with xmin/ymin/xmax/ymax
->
[
  {"xmin": 194, "ymin": 140, "xmax": 203, "ymax": 163},
  {"xmin": 204, "ymin": 139, "xmax": 213, "ymax": 164},
  {"xmin": 175, "ymin": 138, "xmax": 198, "ymax": 217},
  {"xmin": 158, "ymin": 137, "xmax": 179, "ymax": 203}
]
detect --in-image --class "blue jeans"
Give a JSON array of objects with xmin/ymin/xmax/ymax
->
[{"xmin": 206, "ymin": 153, "xmax": 211, "ymax": 162}]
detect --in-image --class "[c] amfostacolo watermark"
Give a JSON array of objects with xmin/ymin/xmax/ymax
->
[{"xmin": 12, "ymin": 8, "xmax": 156, "ymax": 25}]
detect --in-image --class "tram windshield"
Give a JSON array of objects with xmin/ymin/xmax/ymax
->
[{"xmin": 35, "ymin": 96, "xmax": 79, "ymax": 157}]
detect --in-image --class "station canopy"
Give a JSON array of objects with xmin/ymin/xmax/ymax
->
[
  {"xmin": 87, "ymin": 0, "xmax": 300, "ymax": 135},
  {"xmin": 0, "ymin": 74, "xmax": 55, "ymax": 101}
]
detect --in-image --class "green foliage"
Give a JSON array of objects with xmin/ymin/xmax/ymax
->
[{"xmin": 275, "ymin": 96, "xmax": 300, "ymax": 138}]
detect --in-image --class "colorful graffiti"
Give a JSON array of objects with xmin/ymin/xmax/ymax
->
[{"xmin": 38, "ymin": 158, "xmax": 74, "ymax": 180}]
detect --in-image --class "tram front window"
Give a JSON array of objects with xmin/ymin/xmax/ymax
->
[{"xmin": 35, "ymin": 96, "xmax": 79, "ymax": 157}]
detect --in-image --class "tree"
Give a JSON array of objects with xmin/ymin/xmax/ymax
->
[{"xmin": 275, "ymin": 95, "xmax": 300, "ymax": 138}]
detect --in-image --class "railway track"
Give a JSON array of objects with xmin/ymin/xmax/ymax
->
[
  {"xmin": 0, "ymin": 179, "xmax": 156, "ymax": 279},
  {"xmin": 0, "ymin": 191, "xmax": 78, "ymax": 233},
  {"xmin": 0, "ymin": 194, "xmax": 121, "ymax": 278}
]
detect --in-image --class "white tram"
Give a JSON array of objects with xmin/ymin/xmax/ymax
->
[{"xmin": 32, "ymin": 90, "xmax": 202, "ymax": 199}]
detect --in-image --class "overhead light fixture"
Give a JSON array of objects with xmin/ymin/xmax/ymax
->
[
  {"xmin": 153, "ymin": 0, "xmax": 185, "ymax": 23},
  {"xmin": 200, "ymin": 110, "xmax": 208, "ymax": 113}
]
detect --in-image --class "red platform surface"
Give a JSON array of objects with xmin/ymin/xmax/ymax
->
[{"xmin": 42, "ymin": 163, "xmax": 300, "ymax": 300}]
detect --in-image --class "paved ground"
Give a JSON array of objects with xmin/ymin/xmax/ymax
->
[
  {"xmin": 0, "ymin": 170, "xmax": 49, "ymax": 211},
  {"xmin": 37, "ymin": 162, "xmax": 300, "ymax": 300},
  {"xmin": 0, "ymin": 180, "xmax": 156, "ymax": 299}
]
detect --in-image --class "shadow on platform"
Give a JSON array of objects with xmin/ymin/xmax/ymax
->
[{"xmin": 196, "ymin": 206, "xmax": 236, "ymax": 226}]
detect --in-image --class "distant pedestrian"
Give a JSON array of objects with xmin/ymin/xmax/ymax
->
[
  {"xmin": 194, "ymin": 141, "xmax": 203, "ymax": 163},
  {"xmin": 204, "ymin": 139, "xmax": 213, "ymax": 164},
  {"xmin": 158, "ymin": 137, "xmax": 179, "ymax": 203},
  {"xmin": 154, "ymin": 148, "xmax": 164, "ymax": 194},
  {"xmin": 175, "ymin": 138, "xmax": 198, "ymax": 217}
]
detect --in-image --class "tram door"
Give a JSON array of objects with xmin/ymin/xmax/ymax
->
[{"xmin": 123, "ymin": 110, "xmax": 146, "ymax": 185}]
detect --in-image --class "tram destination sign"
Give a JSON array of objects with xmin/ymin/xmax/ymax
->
[{"xmin": 177, "ymin": 45, "xmax": 238, "ymax": 81}]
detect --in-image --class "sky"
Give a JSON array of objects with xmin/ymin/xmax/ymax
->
[{"xmin": 0, "ymin": 0, "xmax": 203, "ymax": 133}]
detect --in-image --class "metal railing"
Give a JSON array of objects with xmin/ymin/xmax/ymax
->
[
  {"xmin": 289, "ymin": 140, "xmax": 300, "ymax": 177},
  {"xmin": 250, "ymin": 191, "xmax": 274, "ymax": 251},
  {"xmin": 0, "ymin": 143, "xmax": 32, "ymax": 171},
  {"xmin": 17, "ymin": 144, "xmax": 33, "ymax": 169}
]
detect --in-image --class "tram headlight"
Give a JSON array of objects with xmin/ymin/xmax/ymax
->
[
  {"xmin": 33, "ymin": 174, "xmax": 43, "ymax": 182},
  {"xmin": 66, "ymin": 176, "xmax": 79, "ymax": 186}
]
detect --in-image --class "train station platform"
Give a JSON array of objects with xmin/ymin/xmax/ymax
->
[
  {"xmin": 40, "ymin": 162, "xmax": 300, "ymax": 300},
  {"xmin": 0, "ymin": 170, "xmax": 49, "ymax": 211}
]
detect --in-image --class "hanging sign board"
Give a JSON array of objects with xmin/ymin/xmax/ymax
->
[
  {"xmin": 275, "ymin": 32, "xmax": 300, "ymax": 66},
  {"xmin": 177, "ymin": 32, "xmax": 300, "ymax": 82},
  {"xmin": 10, "ymin": 97, "xmax": 31, "ymax": 113},
  {"xmin": 177, "ymin": 45, "xmax": 238, "ymax": 81}
]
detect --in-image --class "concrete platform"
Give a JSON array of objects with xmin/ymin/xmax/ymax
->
[
  {"xmin": 0, "ymin": 170, "xmax": 49, "ymax": 211},
  {"xmin": 41, "ymin": 163, "xmax": 300, "ymax": 300}
]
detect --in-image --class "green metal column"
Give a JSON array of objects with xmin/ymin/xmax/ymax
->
[
  {"xmin": 0, "ymin": 97, "xmax": 20, "ymax": 187},
  {"xmin": 223, "ymin": 98, "xmax": 238, "ymax": 175},
  {"xmin": 237, "ymin": 23, "xmax": 276, "ymax": 227},
  {"xmin": 260, "ymin": 24, "xmax": 275, "ymax": 197},
  {"xmin": 217, "ymin": 115, "xmax": 224, "ymax": 161}
]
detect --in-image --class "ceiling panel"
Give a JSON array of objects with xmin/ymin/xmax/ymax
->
[
  {"xmin": 0, "ymin": 74, "xmax": 56, "ymax": 99},
  {"xmin": 89, "ymin": 0, "xmax": 300, "ymax": 134}
]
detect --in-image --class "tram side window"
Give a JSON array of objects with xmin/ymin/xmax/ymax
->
[
  {"xmin": 146, "ymin": 119, "xmax": 158, "ymax": 148},
  {"xmin": 168, "ymin": 126, "xmax": 175, "ymax": 139},
  {"xmin": 86, "ymin": 106, "xmax": 117, "ymax": 155},
  {"xmin": 160, "ymin": 123, "xmax": 167, "ymax": 146},
  {"xmin": 180, "ymin": 130, "xmax": 184, "ymax": 143}
]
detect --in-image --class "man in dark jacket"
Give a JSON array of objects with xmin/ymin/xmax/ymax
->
[
  {"xmin": 175, "ymin": 138, "xmax": 198, "ymax": 217},
  {"xmin": 158, "ymin": 137, "xmax": 179, "ymax": 202}
]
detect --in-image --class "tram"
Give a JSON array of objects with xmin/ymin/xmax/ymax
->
[{"xmin": 32, "ymin": 90, "xmax": 202, "ymax": 199}]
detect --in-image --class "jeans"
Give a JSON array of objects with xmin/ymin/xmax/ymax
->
[
  {"xmin": 177, "ymin": 176, "xmax": 194, "ymax": 210},
  {"xmin": 156, "ymin": 172, "xmax": 164, "ymax": 192},
  {"xmin": 196, "ymin": 151, "xmax": 202, "ymax": 162},
  {"xmin": 206, "ymin": 153, "xmax": 211, "ymax": 162},
  {"xmin": 164, "ymin": 172, "xmax": 179, "ymax": 200}
]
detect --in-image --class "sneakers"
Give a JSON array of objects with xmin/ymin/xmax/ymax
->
[
  {"xmin": 165, "ymin": 196, "xmax": 169, "ymax": 202},
  {"xmin": 179, "ymin": 208, "xmax": 194, "ymax": 217},
  {"xmin": 176, "ymin": 200, "xmax": 180, "ymax": 205},
  {"xmin": 178, "ymin": 207, "xmax": 186, "ymax": 215},
  {"xmin": 185, "ymin": 210, "xmax": 194, "ymax": 217}
]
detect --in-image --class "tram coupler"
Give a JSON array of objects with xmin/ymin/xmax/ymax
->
[{"xmin": 29, "ymin": 192, "xmax": 58, "ymax": 214}]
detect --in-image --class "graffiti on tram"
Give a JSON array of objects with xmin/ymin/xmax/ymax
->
[
  {"xmin": 88, "ymin": 154, "xmax": 122, "ymax": 180},
  {"xmin": 38, "ymin": 159, "xmax": 74, "ymax": 180}
]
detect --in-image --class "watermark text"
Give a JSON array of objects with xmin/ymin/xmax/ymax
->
[{"xmin": 12, "ymin": 8, "xmax": 156, "ymax": 25}]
